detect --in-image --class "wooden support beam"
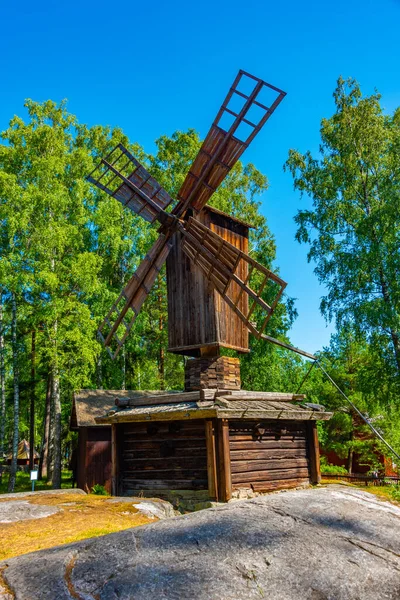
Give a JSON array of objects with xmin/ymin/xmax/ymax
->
[
  {"xmin": 217, "ymin": 419, "xmax": 232, "ymax": 502},
  {"xmin": 307, "ymin": 421, "xmax": 321, "ymax": 484},
  {"xmin": 205, "ymin": 419, "xmax": 218, "ymax": 501},
  {"xmin": 111, "ymin": 423, "xmax": 119, "ymax": 496}
]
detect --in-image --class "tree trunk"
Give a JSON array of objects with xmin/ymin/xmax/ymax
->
[
  {"xmin": 347, "ymin": 419, "xmax": 354, "ymax": 475},
  {"xmin": 38, "ymin": 372, "xmax": 52, "ymax": 480},
  {"xmin": 0, "ymin": 295, "xmax": 6, "ymax": 458},
  {"xmin": 52, "ymin": 370, "xmax": 62, "ymax": 489},
  {"xmin": 29, "ymin": 330, "xmax": 36, "ymax": 471},
  {"xmin": 8, "ymin": 292, "xmax": 19, "ymax": 493},
  {"xmin": 347, "ymin": 447, "xmax": 354, "ymax": 475},
  {"xmin": 52, "ymin": 320, "xmax": 62, "ymax": 489},
  {"xmin": 96, "ymin": 352, "xmax": 103, "ymax": 389}
]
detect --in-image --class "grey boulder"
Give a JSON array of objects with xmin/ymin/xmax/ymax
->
[{"xmin": 1, "ymin": 485, "xmax": 400, "ymax": 599}]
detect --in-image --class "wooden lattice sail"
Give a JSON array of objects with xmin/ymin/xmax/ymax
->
[
  {"xmin": 87, "ymin": 70, "xmax": 297, "ymax": 359},
  {"xmin": 180, "ymin": 217, "xmax": 286, "ymax": 338}
]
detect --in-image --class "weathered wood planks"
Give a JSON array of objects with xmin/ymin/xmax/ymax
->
[
  {"xmin": 115, "ymin": 391, "xmax": 206, "ymax": 408},
  {"xmin": 166, "ymin": 207, "xmax": 249, "ymax": 356},
  {"xmin": 112, "ymin": 411, "xmax": 322, "ymax": 499},
  {"xmin": 231, "ymin": 458, "xmax": 309, "ymax": 473},
  {"xmin": 228, "ymin": 420, "xmax": 310, "ymax": 491},
  {"xmin": 249, "ymin": 478, "xmax": 309, "ymax": 493},
  {"xmin": 307, "ymin": 421, "xmax": 321, "ymax": 484},
  {"xmin": 231, "ymin": 467, "xmax": 310, "ymax": 484},
  {"xmin": 217, "ymin": 419, "xmax": 232, "ymax": 501},
  {"xmin": 114, "ymin": 390, "xmax": 307, "ymax": 407},
  {"xmin": 123, "ymin": 479, "xmax": 208, "ymax": 491},
  {"xmin": 205, "ymin": 419, "xmax": 218, "ymax": 500},
  {"xmin": 120, "ymin": 419, "xmax": 208, "ymax": 494}
]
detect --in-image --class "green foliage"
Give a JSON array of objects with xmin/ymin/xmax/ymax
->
[
  {"xmin": 390, "ymin": 485, "xmax": 400, "ymax": 502},
  {"xmin": 3, "ymin": 86, "xmax": 396, "ymax": 482},
  {"xmin": 285, "ymin": 77, "xmax": 400, "ymax": 376},
  {"xmin": 91, "ymin": 484, "xmax": 108, "ymax": 496},
  {"xmin": 285, "ymin": 78, "xmax": 400, "ymax": 470},
  {"xmin": 0, "ymin": 100, "xmax": 296, "ymax": 467},
  {"xmin": 320, "ymin": 456, "xmax": 348, "ymax": 475}
]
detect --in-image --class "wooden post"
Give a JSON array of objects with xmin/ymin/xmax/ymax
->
[
  {"xmin": 217, "ymin": 418, "xmax": 232, "ymax": 501},
  {"xmin": 111, "ymin": 423, "xmax": 119, "ymax": 496},
  {"xmin": 205, "ymin": 419, "xmax": 218, "ymax": 501},
  {"xmin": 307, "ymin": 421, "xmax": 321, "ymax": 484}
]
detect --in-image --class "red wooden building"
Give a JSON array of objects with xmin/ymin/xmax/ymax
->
[
  {"xmin": 70, "ymin": 390, "xmax": 116, "ymax": 493},
  {"xmin": 70, "ymin": 390, "xmax": 180, "ymax": 493}
]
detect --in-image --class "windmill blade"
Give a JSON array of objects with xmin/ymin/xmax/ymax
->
[
  {"xmin": 98, "ymin": 234, "xmax": 173, "ymax": 359},
  {"xmin": 175, "ymin": 70, "xmax": 286, "ymax": 216},
  {"xmin": 88, "ymin": 143, "xmax": 174, "ymax": 224},
  {"xmin": 180, "ymin": 217, "xmax": 287, "ymax": 338}
]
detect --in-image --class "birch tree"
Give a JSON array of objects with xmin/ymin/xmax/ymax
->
[{"xmin": 285, "ymin": 78, "xmax": 400, "ymax": 376}]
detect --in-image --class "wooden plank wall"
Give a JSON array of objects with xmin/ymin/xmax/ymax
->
[
  {"xmin": 210, "ymin": 210, "xmax": 249, "ymax": 352},
  {"xmin": 229, "ymin": 420, "xmax": 310, "ymax": 493},
  {"xmin": 121, "ymin": 419, "xmax": 208, "ymax": 494},
  {"xmin": 166, "ymin": 209, "xmax": 249, "ymax": 356},
  {"xmin": 77, "ymin": 427, "xmax": 87, "ymax": 491},
  {"xmin": 83, "ymin": 427, "xmax": 112, "ymax": 494}
]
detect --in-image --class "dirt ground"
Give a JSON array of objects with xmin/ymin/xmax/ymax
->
[{"xmin": 0, "ymin": 492, "xmax": 154, "ymax": 560}]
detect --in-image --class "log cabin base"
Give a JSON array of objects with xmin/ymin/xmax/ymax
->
[{"xmin": 85, "ymin": 388, "xmax": 331, "ymax": 503}]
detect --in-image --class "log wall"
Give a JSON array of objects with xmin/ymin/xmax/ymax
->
[
  {"xmin": 120, "ymin": 420, "xmax": 208, "ymax": 494},
  {"xmin": 229, "ymin": 420, "xmax": 310, "ymax": 493},
  {"xmin": 166, "ymin": 208, "xmax": 249, "ymax": 356}
]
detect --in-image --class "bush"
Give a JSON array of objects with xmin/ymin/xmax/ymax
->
[
  {"xmin": 320, "ymin": 456, "xmax": 349, "ymax": 476},
  {"xmin": 91, "ymin": 484, "xmax": 108, "ymax": 496},
  {"xmin": 321, "ymin": 464, "xmax": 349, "ymax": 475},
  {"xmin": 390, "ymin": 485, "xmax": 400, "ymax": 502}
]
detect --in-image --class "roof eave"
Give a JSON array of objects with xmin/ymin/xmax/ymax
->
[{"xmin": 95, "ymin": 406, "xmax": 332, "ymax": 424}]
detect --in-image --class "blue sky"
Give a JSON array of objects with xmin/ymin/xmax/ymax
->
[{"xmin": 1, "ymin": 0, "xmax": 399, "ymax": 355}]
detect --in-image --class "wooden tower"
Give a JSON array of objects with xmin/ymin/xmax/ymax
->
[
  {"xmin": 166, "ymin": 205, "xmax": 253, "ymax": 390},
  {"xmin": 166, "ymin": 206, "xmax": 252, "ymax": 358}
]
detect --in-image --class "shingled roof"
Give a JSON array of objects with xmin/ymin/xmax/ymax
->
[
  {"xmin": 6, "ymin": 439, "xmax": 39, "ymax": 461},
  {"xmin": 70, "ymin": 389, "xmax": 181, "ymax": 429},
  {"xmin": 93, "ymin": 390, "xmax": 332, "ymax": 425}
]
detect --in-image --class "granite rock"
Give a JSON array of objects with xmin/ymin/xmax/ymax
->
[{"xmin": 1, "ymin": 485, "xmax": 400, "ymax": 599}]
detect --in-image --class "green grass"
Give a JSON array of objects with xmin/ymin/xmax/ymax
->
[
  {"xmin": 0, "ymin": 469, "xmax": 74, "ymax": 494},
  {"xmin": 322, "ymin": 479, "xmax": 400, "ymax": 505},
  {"xmin": 0, "ymin": 492, "xmax": 151, "ymax": 560}
]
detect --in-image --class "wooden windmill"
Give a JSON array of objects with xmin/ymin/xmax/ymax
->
[{"xmin": 88, "ymin": 70, "xmax": 313, "ymax": 391}]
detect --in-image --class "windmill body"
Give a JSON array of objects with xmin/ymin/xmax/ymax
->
[
  {"xmin": 81, "ymin": 70, "xmax": 329, "ymax": 504},
  {"xmin": 166, "ymin": 205, "xmax": 251, "ymax": 357}
]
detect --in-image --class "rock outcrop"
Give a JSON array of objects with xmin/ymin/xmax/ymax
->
[{"xmin": 1, "ymin": 485, "xmax": 400, "ymax": 599}]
